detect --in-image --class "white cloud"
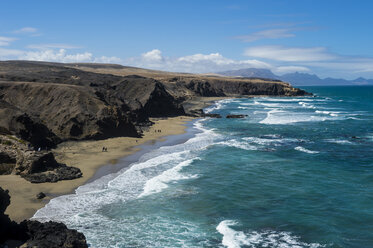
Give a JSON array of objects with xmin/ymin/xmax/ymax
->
[
  {"xmin": 27, "ymin": 43, "xmax": 82, "ymax": 49},
  {"xmin": 127, "ymin": 49, "xmax": 271, "ymax": 73},
  {"xmin": 234, "ymin": 28, "xmax": 295, "ymax": 42},
  {"xmin": 244, "ymin": 45, "xmax": 336, "ymax": 62},
  {"xmin": 0, "ymin": 36, "xmax": 17, "ymax": 46},
  {"xmin": 13, "ymin": 27, "xmax": 38, "ymax": 34},
  {"xmin": 142, "ymin": 49, "xmax": 163, "ymax": 61}
]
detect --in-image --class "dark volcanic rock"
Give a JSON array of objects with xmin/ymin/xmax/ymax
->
[
  {"xmin": 36, "ymin": 192, "xmax": 46, "ymax": 199},
  {"xmin": 0, "ymin": 188, "xmax": 29, "ymax": 244},
  {"xmin": 0, "ymin": 138, "xmax": 82, "ymax": 183},
  {"xmin": 187, "ymin": 109, "xmax": 221, "ymax": 118},
  {"xmin": 204, "ymin": 113, "xmax": 222, "ymax": 118},
  {"xmin": 21, "ymin": 220, "xmax": 87, "ymax": 248},
  {"xmin": 226, "ymin": 114, "xmax": 248, "ymax": 119},
  {"xmin": 0, "ymin": 187, "xmax": 88, "ymax": 247},
  {"xmin": 23, "ymin": 165, "xmax": 82, "ymax": 183}
]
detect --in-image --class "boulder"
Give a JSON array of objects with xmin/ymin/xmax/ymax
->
[{"xmin": 36, "ymin": 192, "xmax": 46, "ymax": 199}]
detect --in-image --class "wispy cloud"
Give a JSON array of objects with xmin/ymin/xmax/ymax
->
[
  {"xmin": 13, "ymin": 27, "xmax": 38, "ymax": 34},
  {"xmin": 27, "ymin": 43, "xmax": 82, "ymax": 50},
  {"xmin": 234, "ymin": 28, "xmax": 295, "ymax": 42},
  {"xmin": 19, "ymin": 49, "xmax": 121, "ymax": 63},
  {"xmin": 244, "ymin": 45, "xmax": 337, "ymax": 62},
  {"xmin": 0, "ymin": 47, "xmax": 120, "ymax": 64},
  {"xmin": 0, "ymin": 36, "xmax": 17, "ymax": 46}
]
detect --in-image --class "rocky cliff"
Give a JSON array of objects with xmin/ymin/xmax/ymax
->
[{"xmin": 0, "ymin": 61, "xmax": 309, "ymax": 149}]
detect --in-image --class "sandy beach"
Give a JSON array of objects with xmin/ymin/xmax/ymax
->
[{"xmin": 0, "ymin": 116, "xmax": 194, "ymax": 222}]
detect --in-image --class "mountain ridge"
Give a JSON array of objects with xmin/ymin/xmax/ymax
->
[{"xmin": 218, "ymin": 68, "xmax": 373, "ymax": 86}]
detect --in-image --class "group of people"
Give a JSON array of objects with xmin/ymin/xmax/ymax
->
[
  {"xmin": 102, "ymin": 147, "xmax": 108, "ymax": 152},
  {"xmin": 155, "ymin": 129, "xmax": 162, "ymax": 133}
]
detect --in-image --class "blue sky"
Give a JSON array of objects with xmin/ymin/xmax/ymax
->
[{"xmin": 1, "ymin": 0, "xmax": 373, "ymax": 79}]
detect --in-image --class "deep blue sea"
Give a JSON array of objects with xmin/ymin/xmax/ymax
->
[{"xmin": 34, "ymin": 86, "xmax": 373, "ymax": 248}]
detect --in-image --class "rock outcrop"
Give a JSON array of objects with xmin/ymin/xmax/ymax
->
[
  {"xmin": 188, "ymin": 109, "xmax": 222, "ymax": 118},
  {"xmin": 0, "ymin": 187, "xmax": 88, "ymax": 247},
  {"xmin": 0, "ymin": 135, "xmax": 82, "ymax": 183}
]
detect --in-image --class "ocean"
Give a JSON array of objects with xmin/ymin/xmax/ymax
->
[{"xmin": 33, "ymin": 86, "xmax": 373, "ymax": 248}]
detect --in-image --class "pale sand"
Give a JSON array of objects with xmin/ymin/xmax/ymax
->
[{"xmin": 0, "ymin": 116, "xmax": 194, "ymax": 222}]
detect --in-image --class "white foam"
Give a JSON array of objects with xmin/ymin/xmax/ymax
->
[
  {"xmin": 139, "ymin": 158, "xmax": 199, "ymax": 197},
  {"xmin": 217, "ymin": 139, "xmax": 258, "ymax": 151},
  {"xmin": 295, "ymin": 146, "xmax": 319, "ymax": 154},
  {"xmin": 254, "ymin": 101, "xmax": 281, "ymax": 107},
  {"xmin": 204, "ymin": 99, "xmax": 234, "ymax": 113},
  {"xmin": 263, "ymin": 98, "xmax": 325, "ymax": 102},
  {"xmin": 242, "ymin": 137, "xmax": 301, "ymax": 148},
  {"xmin": 315, "ymin": 110, "xmax": 330, "ymax": 115},
  {"xmin": 217, "ymin": 220, "xmax": 251, "ymax": 248},
  {"xmin": 325, "ymin": 139, "xmax": 354, "ymax": 145},
  {"xmin": 260, "ymin": 109, "xmax": 328, "ymax": 125},
  {"xmin": 217, "ymin": 220, "xmax": 325, "ymax": 248},
  {"xmin": 299, "ymin": 102, "xmax": 316, "ymax": 109}
]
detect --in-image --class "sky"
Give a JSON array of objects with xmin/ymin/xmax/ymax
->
[{"xmin": 1, "ymin": 0, "xmax": 373, "ymax": 79}]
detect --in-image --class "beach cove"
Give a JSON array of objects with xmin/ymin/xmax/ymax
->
[{"xmin": 0, "ymin": 116, "xmax": 195, "ymax": 222}]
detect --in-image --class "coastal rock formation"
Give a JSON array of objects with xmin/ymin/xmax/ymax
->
[
  {"xmin": 188, "ymin": 109, "xmax": 222, "ymax": 118},
  {"xmin": 0, "ymin": 187, "xmax": 88, "ymax": 247},
  {"xmin": 21, "ymin": 220, "xmax": 88, "ymax": 248},
  {"xmin": 0, "ymin": 135, "xmax": 82, "ymax": 183}
]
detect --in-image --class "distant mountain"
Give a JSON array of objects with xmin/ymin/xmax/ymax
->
[
  {"xmin": 217, "ymin": 68, "xmax": 373, "ymax": 86},
  {"xmin": 219, "ymin": 68, "xmax": 280, "ymax": 81}
]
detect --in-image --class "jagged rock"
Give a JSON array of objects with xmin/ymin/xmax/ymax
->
[
  {"xmin": 0, "ymin": 187, "xmax": 88, "ymax": 247},
  {"xmin": 23, "ymin": 165, "xmax": 82, "ymax": 183},
  {"xmin": 15, "ymin": 152, "xmax": 60, "ymax": 175},
  {"xmin": 36, "ymin": 192, "xmax": 46, "ymax": 199},
  {"xmin": 20, "ymin": 220, "xmax": 87, "ymax": 248},
  {"xmin": 226, "ymin": 114, "xmax": 248, "ymax": 119}
]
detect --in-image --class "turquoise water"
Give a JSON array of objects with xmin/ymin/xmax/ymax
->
[{"xmin": 34, "ymin": 86, "xmax": 373, "ymax": 247}]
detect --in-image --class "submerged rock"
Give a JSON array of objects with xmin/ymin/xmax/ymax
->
[{"xmin": 226, "ymin": 114, "xmax": 248, "ymax": 119}]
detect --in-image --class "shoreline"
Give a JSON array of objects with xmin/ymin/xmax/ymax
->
[{"xmin": 0, "ymin": 116, "xmax": 197, "ymax": 222}]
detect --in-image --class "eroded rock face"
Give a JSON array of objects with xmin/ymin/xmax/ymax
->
[
  {"xmin": 0, "ymin": 137, "xmax": 82, "ymax": 183},
  {"xmin": 0, "ymin": 187, "xmax": 88, "ymax": 247}
]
